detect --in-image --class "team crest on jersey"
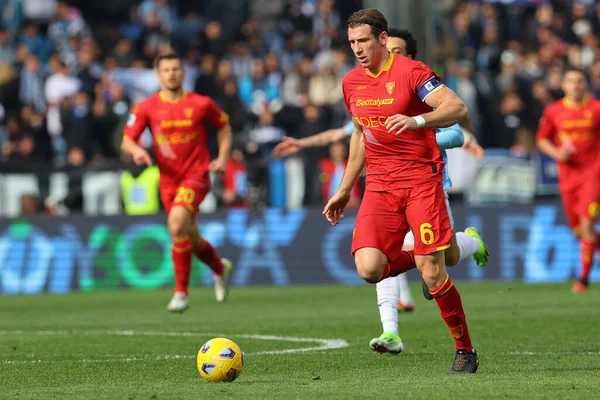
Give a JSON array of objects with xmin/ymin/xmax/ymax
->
[
  {"xmin": 385, "ymin": 81, "xmax": 395, "ymax": 95},
  {"xmin": 184, "ymin": 107, "xmax": 193, "ymax": 118}
]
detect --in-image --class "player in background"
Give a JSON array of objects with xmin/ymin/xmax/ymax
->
[
  {"xmin": 273, "ymin": 30, "xmax": 488, "ymax": 320},
  {"xmin": 536, "ymin": 68, "xmax": 600, "ymax": 293},
  {"xmin": 324, "ymin": 9, "xmax": 478, "ymax": 373},
  {"xmin": 121, "ymin": 53, "xmax": 233, "ymax": 312}
]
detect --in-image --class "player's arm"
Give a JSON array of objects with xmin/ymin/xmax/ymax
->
[
  {"xmin": 338, "ymin": 122, "xmax": 365, "ymax": 195},
  {"xmin": 435, "ymin": 124, "xmax": 464, "ymax": 150},
  {"xmin": 273, "ymin": 126, "xmax": 349, "ymax": 157},
  {"xmin": 536, "ymin": 108, "xmax": 572, "ymax": 163},
  {"xmin": 206, "ymin": 98, "xmax": 232, "ymax": 172},
  {"xmin": 121, "ymin": 105, "xmax": 153, "ymax": 166},
  {"xmin": 417, "ymin": 86, "xmax": 468, "ymax": 129}
]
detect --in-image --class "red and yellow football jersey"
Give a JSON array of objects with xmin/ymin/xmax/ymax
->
[
  {"xmin": 342, "ymin": 53, "xmax": 445, "ymax": 190},
  {"xmin": 123, "ymin": 91, "xmax": 229, "ymax": 185},
  {"xmin": 536, "ymin": 97, "xmax": 600, "ymax": 189}
]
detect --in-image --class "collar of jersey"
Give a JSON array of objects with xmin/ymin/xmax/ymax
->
[
  {"xmin": 365, "ymin": 52, "xmax": 394, "ymax": 79},
  {"xmin": 562, "ymin": 96, "xmax": 589, "ymax": 109},
  {"xmin": 159, "ymin": 90, "xmax": 188, "ymax": 104}
]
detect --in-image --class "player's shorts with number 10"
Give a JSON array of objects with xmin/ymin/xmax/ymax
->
[
  {"xmin": 161, "ymin": 179, "xmax": 210, "ymax": 217},
  {"xmin": 352, "ymin": 180, "xmax": 452, "ymax": 259}
]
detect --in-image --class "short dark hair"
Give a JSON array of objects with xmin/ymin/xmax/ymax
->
[
  {"xmin": 346, "ymin": 8, "xmax": 388, "ymax": 38},
  {"xmin": 154, "ymin": 52, "xmax": 182, "ymax": 69},
  {"xmin": 388, "ymin": 28, "xmax": 418, "ymax": 58}
]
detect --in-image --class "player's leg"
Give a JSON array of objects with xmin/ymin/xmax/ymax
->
[
  {"xmin": 408, "ymin": 181, "xmax": 478, "ymax": 373},
  {"xmin": 397, "ymin": 230, "xmax": 416, "ymax": 311},
  {"xmin": 371, "ymin": 276, "xmax": 404, "ymax": 354},
  {"xmin": 354, "ymin": 191, "xmax": 413, "ymax": 354},
  {"xmin": 189, "ymin": 223, "xmax": 232, "ymax": 302},
  {"xmin": 572, "ymin": 186, "xmax": 599, "ymax": 292},
  {"xmin": 561, "ymin": 186, "xmax": 593, "ymax": 293},
  {"xmin": 352, "ymin": 190, "xmax": 416, "ymax": 284},
  {"xmin": 166, "ymin": 204, "xmax": 195, "ymax": 312},
  {"xmin": 444, "ymin": 192, "xmax": 489, "ymax": 267}
]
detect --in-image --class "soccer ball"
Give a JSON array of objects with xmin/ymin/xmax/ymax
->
[{"xmin": 196, "ymin": 337, "xmax": 244, "ymax": 382}]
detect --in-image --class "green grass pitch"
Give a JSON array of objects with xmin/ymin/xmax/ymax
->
[{"xmin": 1, "ymin": 282, "xmax": 599, "ymax": 399}]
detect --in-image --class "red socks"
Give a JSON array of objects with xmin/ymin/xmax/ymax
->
[
  {"xmin": 193, "ymin": 238, "xmax": 225, "ymax": 276},
  {"xmin": 430, "ymin": 275, "xmax": 473, "ymax": 351},
  {"xmin": 172, "ymin": 236, "xmax": 193, "ymax": 293},
  {"xmin": 377, "ymin": 251, "xmax": 416, "ymax": 281},
  {"xmin": 580, "ymin": 239, "xmax": 595, "ymax": 282}
]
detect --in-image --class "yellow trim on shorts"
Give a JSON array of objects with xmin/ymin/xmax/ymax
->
[{"xmin": 436, "ymin": 243, "xmax": 451, "ymax": 251}]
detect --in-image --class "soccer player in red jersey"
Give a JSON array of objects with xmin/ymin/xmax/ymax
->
[
  {"xmin": 121, "ymin": 53, "xmax": 233, "ymax": 312},
  {"xmin": 536, "ymin": 68, "xmax": 600, "ymax": 293},
  {"xmin": 323, "ymin": 9, "xmax": 478, "ymax": 373}
]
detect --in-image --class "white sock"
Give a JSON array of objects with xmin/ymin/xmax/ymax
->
[
  {"xmin": 456, "ymin": 232, "xmax": 481, "ymax": 263},
  {"xmin": 376, "ymin": 276, "xmax": 400, "ymax": 335},
  {"xmin": 397, "ymin": 273, "xmax": 414, "ymax": 305}
]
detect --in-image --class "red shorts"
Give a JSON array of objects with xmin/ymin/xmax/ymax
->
[
  {"xmin": 161, "ymin": 179, "xmax": 210, "ymax": 218},
  {"xmin": 352, "ymin": 180, "xmax": 452, "ymax": 259},
  {"xmin": 560, "ymin": 183, "xmax": 600, "ymax": 229}
]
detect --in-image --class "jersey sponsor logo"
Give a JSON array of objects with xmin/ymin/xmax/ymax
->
[
  {"xmin": 562, "ymin": 119, "xmax": 593, "ymax": 129},
  {"xmin": 127, "ymin": 113, "xmax": 136, "ymax": 127},
  {"xmin": 165, "ymin": 132, "xmax": 198, "ymax": 145},
  {"xmin": 184, "ymin": 107, "xmax": 193, "ymax": 118},
  {"xmin": 558, "ymin": 131, "xmax": 593, "ymax": 142},
  {"xmin": 355, "ymin": 98, "xmax": 394, "ymax": 107},
  {"xmin": 353, "ymin": 115, "xmax": 387, "ymax": 129},
  {"xmin": 160, "ymin": 119, "xmax": 194, "ymax": 128},
  {"xmin": 385, "ymin": 81, "xmax": 395, "ymax": 95}
]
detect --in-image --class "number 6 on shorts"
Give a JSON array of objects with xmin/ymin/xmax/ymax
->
[{"xmin": 420, "ymin": 222, "xmax": 434, "ymax": 245}]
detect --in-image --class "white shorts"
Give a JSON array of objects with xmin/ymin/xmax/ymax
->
[{"xmin": 404, "ymin": 192, "xmax": 454, "ymax": 247}]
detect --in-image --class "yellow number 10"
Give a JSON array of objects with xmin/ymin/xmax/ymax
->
[{"xmin": 419, "ymin": 223, "xmax": 434, "ymax": 245}]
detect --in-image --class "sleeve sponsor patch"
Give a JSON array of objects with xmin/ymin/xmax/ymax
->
[
  {"xmin": 417, "ymin": 77, "xmax": 443, "ymax": 102},
  {"xmin": 127, "ymin": 113, "xmax": 137, "ymax": 127}
]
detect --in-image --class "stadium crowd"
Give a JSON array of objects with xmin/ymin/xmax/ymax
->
[{"xmin": 0, "ymin": 0, "xmax": 599, "ymax": 210}]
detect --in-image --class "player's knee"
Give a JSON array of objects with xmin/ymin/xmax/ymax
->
[
  {"xmin": 418, "ymin": 258, "xmax": 446, "ymax": 289},
  {"xmin": 168, "ymin": 212, "xmax": 190, "ymax": 239},
  {"xmin": 355, "ymin": 255, "xmax": 384, "ymax": 283}
]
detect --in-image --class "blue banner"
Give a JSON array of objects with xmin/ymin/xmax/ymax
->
[{"xmin": 0, "ymin": 203, "xmax": 598, "ymax": 294}]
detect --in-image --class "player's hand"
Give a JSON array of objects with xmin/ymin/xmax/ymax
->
[
  {"xmin": 273, "ymin": 136, "xmax": 303, "ymax": 157},
  {"xmin": 556, "ymin": 140, "xmax": 575, "ymax": 163},
  {"xmin": 209, "ymin": 158, "xmax": 227, "ymax": 173},
  {"xmin": 462, "ymin": 135, "xmax": 485, "ymax": 159},
  {"xmin": 322, "ymin": 190, "xmax": 351, "ymax": 226},
  {"xmin": 385, "ymin": 113, "xmax": 419, "ymax": 136},
  {"xmin": 131, "ymin": 148, "xmax": 153, "ymax": 166}
]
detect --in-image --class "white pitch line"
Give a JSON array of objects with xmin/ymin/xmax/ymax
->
[
  {"xmin": 508, "ymin": 351, "xmax": 600, "ymax": 356},
  {"xmin": 0, "ymin": 330, "xmax": 349, "ymax": 365}
]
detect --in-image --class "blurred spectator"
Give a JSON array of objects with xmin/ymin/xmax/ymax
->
[
  {"xmin": 0, "ymin": 26, "xmax": 15, "ymax": 64},
  {"xmin": 48, "ymin": 1, "xmax": 91, "ymax": 59},
  {"xmin": 318, "ymin": 141, "xmax": 360, "ymax": 208},
  {"xmin": 19, "ymin": 54, "xmax": 45, "ymax": 113},
  {"xmin": 20, "ymin": 193, "xmax": 41, "ymax": 215},
  {"xmin": 281, "ymin": 57, "xmax": 312, "ymax": 108},
  {"xmin": 19, "ymin": 20, "xmax": 51, "ymax": 65},
  {"xmin": 139, "ymin": 0, "xmax": 178, "ymax": 33},
  {"xmin": 222, "ymin": 148, "xmax": 248, "ymax": 208},
  {"xmin": 238, "ymin": 58, "xmax": 281, "ymax": 115}
]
